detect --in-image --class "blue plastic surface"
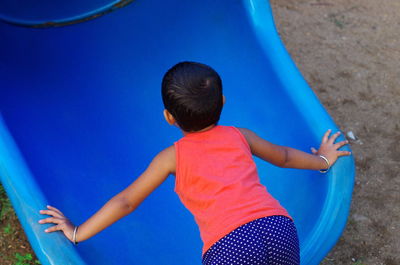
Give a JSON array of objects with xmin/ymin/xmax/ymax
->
[
  {"xmin": 0, "ymin": 0, "xmax": 355, "ymax": 264},
  {"xmin": 0, "ymin": 0, "xmax": 132, "ymax": 27}
]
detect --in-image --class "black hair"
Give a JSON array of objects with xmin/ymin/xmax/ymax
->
[{"xmin": 161, "ymin": 61, "xmax": 223, "ymax": 132}]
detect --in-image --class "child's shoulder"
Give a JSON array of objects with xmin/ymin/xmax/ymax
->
[
  {"xmin": 158, "ymin": 145, "xmax": 176, "ymax": 160},
  {"xmin": 153, "ymin": 145, "xmax": 176, "ymax": 174},
  {"xmin": 233, "ymin": 127, "xmax": 262, "ymax": 150},
  {"xmin": 213, "ymin": 126, "xmax": 256, "ymax": 148},
  {"xmin": 235, "ymin": 127, "xmax": 256, "ymax": 139},
  {"xmin": 217, "ymin": 126, "xmax": 255, "ymax": 142},
  {"xmin": 219, "ymin": 125, "xmax": 253, "ymax": 135}
]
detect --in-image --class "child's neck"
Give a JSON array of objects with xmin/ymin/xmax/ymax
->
[{"xmin": 182, "ymin": 124, "xmax": 216, "ymax": 136}]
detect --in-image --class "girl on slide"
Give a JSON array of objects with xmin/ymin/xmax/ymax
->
[{"xmin": 39, "ymin": 61, "xmax": 350, "ymax": 265}]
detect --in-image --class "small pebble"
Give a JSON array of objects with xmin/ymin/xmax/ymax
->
[{"xmin": 347, "ymin": 131, "xmax": 357, "ymax": 140}]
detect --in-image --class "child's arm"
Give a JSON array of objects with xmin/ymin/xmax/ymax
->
[
  {"xmin": 39, "ymin": 145, "xmax": 176, "ymax": 243},
  {"xmin": 239, "ymin": 128, "xmax": 350, "ymax": 171}
]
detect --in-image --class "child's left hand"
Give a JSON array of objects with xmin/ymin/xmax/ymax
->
[
  {"xmin": 38, "ymin": 205, "xmax": 76, "ymax": 243},
  {"xmin": 311, "ymin": 129, "xmax": 351, "ymax": 168}
]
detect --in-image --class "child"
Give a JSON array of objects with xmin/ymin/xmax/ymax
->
[{"xmin": 39, "ymin": 61, "xmax": 350, "ymax": 265}]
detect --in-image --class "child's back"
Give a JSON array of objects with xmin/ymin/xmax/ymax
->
[{"xmin": 175, "ymin": 125, "xmax": 290, "ymax": 254}]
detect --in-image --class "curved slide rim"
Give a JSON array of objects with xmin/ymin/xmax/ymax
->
[
  {"xmin": 243, "ymin": 1, "xmax": 355, "ymax": 263},
  {"xmin": 0, "ymin": 0, "xmax": 134, "ymax": 28},
  {"xmin": 0, "ymin": 116, "xmax": 86, "ymax": 265}
]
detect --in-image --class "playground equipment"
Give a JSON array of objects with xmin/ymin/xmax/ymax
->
[{"xmin": 0, "ymin": 0, "xmax": 355, "ymax": 264}]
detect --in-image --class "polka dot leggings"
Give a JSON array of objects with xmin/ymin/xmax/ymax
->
[{"xmin": 202, "ymin": 216, "xmax": 300, "ymax": 265}]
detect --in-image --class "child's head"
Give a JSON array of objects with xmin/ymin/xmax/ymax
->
[{"xmin": 162, "ymin": 61, "xmax": 223, "ymax": 132}]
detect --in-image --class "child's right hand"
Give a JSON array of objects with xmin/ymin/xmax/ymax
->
[
  {"xmin": 311, "ymin": 129, "xmax": 351, "ymax": 168},
  {"xmin": 39, "ymin": 205, "xmax": 76, "ymax": 243}
]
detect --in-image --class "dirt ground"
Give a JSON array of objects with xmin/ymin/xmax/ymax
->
[
  {"xmin": 270, "ymin": 0, "xmax": 400, "ymax": 264},
  {"xmin": 1, "ymin": 1, "xmax": 399, "ymax": 264}
]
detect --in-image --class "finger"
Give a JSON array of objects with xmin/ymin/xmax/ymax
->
[
  {"xmin": 39, "ymin": 209, "xmax": 63, "ymax": 218},
  {"xmin": 310, "ymin": 147, "xmax": 318, "ymax": 154},
  {"xmin": 45, "ymin": 224, "xmax": 62, "ymax": 233},
  {"xmin": 328, "ymin": 131, "xmax": 341, "ymax": 144},
  {"xmin": 334, "ymin": 140, "xmax": 349, "ymax": 149},
  {"xmin": 38, "ymin": 217, "xmax": 62, "ymax": 224},
  {"xmin": 322, "ymin": 129, "xmax": 331, "ymax": 144},
  {"xmin": 337, "ymin": 150, "xmax": 352, "ymax": 157},
  {"xmin": 46, "ymin": 205, "xmax": 63, "ymax": 216}
]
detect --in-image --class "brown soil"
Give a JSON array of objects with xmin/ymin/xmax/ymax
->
[
  {"xmin": 1, "ymin": 1, "xmax": 399, "ymax": 264},
  {"xmin": 0, "ymin": 185, "xmax": 39, "ymax": 264}
]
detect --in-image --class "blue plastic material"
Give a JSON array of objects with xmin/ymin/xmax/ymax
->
[
  {"xmin": 0, "ymin": 0, "xmax": 355, "ymax": 264},
  {"xmin": 0, "ymin": 0, "xmax": 132, "ymax": 27}
]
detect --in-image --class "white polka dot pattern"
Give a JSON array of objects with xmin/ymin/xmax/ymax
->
[{"xmin": 202, "ymin": 216, "xmax": 300, "ymax": 265}]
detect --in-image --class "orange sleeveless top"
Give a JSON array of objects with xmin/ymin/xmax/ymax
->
[{"xmin": 174, "ymin": 125, "xmax": 291, "ymax": 254}]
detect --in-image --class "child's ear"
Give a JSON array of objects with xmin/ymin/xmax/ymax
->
[
  {"xmin": 163, "ymin": 109, "xmax": 176, "ymax": 126},
  {"xmin": 222, "ymin": 95, "xmax": 226, "ymax": 105}
]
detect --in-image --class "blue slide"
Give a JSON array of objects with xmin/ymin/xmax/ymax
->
[{"xmin": 0, "ymin": 0, "xmax": 355, "ymax": 264}]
